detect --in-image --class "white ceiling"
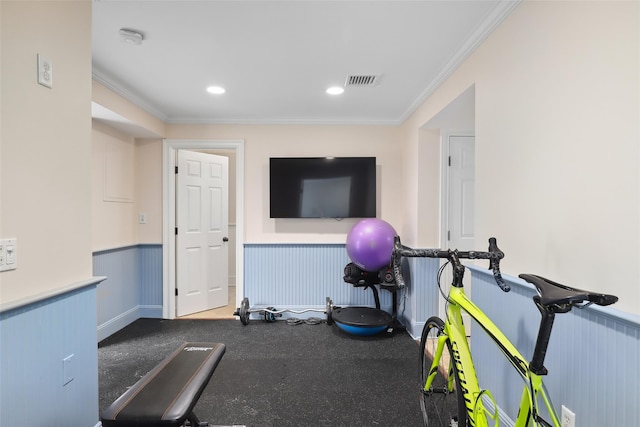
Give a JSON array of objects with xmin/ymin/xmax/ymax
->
[{"xmin": 91, "ymin": 0, "xmax": 520, "ymax": 127}]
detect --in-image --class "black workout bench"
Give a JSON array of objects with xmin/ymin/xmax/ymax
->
[{"xmin": 101, "ymin": 342, "xmax": 226, "ymax": 427}]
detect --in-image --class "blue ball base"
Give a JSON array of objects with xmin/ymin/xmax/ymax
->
[{"xmin": 332, "ymin": 306, "xmax": 392, "ymax": 336}]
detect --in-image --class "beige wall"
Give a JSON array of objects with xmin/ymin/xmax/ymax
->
[
  {"xmin": 1, "ymin": 1, "xmax": 93, "ymax": 304},
  {"xmin": 136, "ymin": 139, "xmax": 164, "ymax": 244},
  {"xmin": 92, "ymin": 78, "xmax": 165, "ymax": 249},
  {"xmin": 403, "ymin": 0, "xmax": 639, "ymax": 314},
  {"xmin": 94, "ymin": 123, "xmax": 403, "ymax": 246},
  {"xmin": 92, "ymin": 120, "xmax": 163, "ymax": 249},
  {"xmin": 92, "ymin": 121, "xmax": 137, "ymax": 249},
  {"xmin": 416, "ymin": 128, "xmax": 442, "ymax": 247},
  {"xmin": 166, "ymin": 124, "xmax": 404, "ymax": 243}
]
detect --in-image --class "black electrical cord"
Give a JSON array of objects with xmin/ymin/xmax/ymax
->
[{"xmin": 285, "ymin": 317, "xmax": 324, "ymax": 325}]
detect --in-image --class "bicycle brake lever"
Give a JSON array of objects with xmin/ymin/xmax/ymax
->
[
  {"xmin": 488, "ymin": 238, "xmax": 509, "ymax": 292},
  {"xmin": 491, "ymin": 264, "xmax": 510, "ymax": 292},
  {"xmin": 391, "ymin": 236, "xmax": 406, "ymax": 288},
  {"xmin": 392, "ymin": 258, "xmax": 405, "ymax": 289}
]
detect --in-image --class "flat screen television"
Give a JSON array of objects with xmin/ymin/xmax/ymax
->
[{"xmin": 269, "ymin": 157, "xmax": 376, "ymax": 218}]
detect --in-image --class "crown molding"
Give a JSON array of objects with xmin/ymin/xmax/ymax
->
[
  {"xmin": 92, "ymin": 69, "xmax": 169, "ymax": 123},
  {"xmin": 399, "ymin": 0, "xmax": 523, "ymax": 124},
  {"xmin": 164, "ymin": 116, "xmax": 402, "ymax": 126}
]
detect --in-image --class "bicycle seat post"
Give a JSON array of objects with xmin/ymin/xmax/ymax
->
[{"xmin": 529, "ymin": 296, "xmax": 556, "ymax": 376}]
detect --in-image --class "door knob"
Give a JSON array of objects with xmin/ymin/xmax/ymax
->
[{"xmin": 223, "ymin": 237, "xmax": 229, "ymax": 242}]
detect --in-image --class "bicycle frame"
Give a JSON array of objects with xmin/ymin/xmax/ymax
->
[{"xmin": 424, "ymin": 285, "xmax": 562, "ymax": 427}]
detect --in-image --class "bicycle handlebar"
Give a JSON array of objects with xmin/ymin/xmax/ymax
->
[{"xmin": 391, "ymin": 236, "xmax": 509, "ymax": 292}]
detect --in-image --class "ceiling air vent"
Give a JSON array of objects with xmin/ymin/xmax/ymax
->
[{"xmin": 345, "ymin": 75, "xmax": 379, "ymax": 86}]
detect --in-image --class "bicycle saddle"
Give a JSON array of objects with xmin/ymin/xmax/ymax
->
[{"xmin": 519, "ymin": 274, "xmax": 618, "ymax": 309}]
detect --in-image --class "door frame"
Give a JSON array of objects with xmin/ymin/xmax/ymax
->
[{"xmin": 162, "ymin": 139, "xmax": 245, "ymax": 319}]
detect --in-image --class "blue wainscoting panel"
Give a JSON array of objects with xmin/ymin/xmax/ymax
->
[
  {"xmin": 469, "ymin": 266, "xmax": 640, "ymax": 427},
  {"xmin": 244, "ymin": 244, "xmax": 395, "ymax": 320},
  {"xmin": 95, "ymin": 246, "xmax": 139, "ymax": 341},
  {"xmin": 138, "ymin": 244, "xmax": 163, "ymax": 318},
  {"xmin": 0, "ymin": 284, "xmax": 99, "ymax": 426},
  {"xmin": 406, "ymin": 257, "xmax": 441, "ymax": 338},
  {"xmin": 244, "ymin": 244, "xmax": 441, "ymax": 334},
  {"xmin": 94, "ymin": 244, "xmax": 163, "ymax": 341}
]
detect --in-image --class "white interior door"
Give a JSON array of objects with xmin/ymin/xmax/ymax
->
[
  {"xmin": 440, "ymin": 135, "xmax": 475, "ymax": 326},
  {"xmin": 176, "ymin": 150, "xmax": 229, "ymax": 317},
  {"xmin": 448, "ymin": 136, "xmax": 475, "ymax": 251}
]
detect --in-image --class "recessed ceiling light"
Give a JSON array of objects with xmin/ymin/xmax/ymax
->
[
  {"xmin": 326, "ymin": 86, "xmax": 344, "ymax": 95},
  {"xmin": 207, "ymin": 86, "xmax": 226, "ymax": 95}
]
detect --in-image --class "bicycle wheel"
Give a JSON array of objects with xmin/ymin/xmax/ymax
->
[{"xmin": 420, "ymin": 316, "xmax": 467, "ymax": 427}]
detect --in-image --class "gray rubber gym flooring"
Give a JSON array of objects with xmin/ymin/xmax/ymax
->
[{"xmin": 99, "ymin": 318, "xmax": 423, "ymax": 426}]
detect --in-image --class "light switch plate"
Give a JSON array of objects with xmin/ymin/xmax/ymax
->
[{"xmin": 0, "ymin": 239, "xmax": 17, "ymax": 272}]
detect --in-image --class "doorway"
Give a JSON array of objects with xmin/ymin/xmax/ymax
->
[
  {"xmin": 162, "ymin": 139, "xmax": 244, "ymax": 320},
  {"xmin": 440, "ymin": 132, "xmax": 475, "ymax": 332},
  {"xmin": 418, "ymin": 85, "xmax": 476, "ymax": 331}
]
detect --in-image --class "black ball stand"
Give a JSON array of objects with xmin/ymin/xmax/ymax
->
[{"xmin": 330, "ymin": 263, "xmax": 405, "ymax": 336}]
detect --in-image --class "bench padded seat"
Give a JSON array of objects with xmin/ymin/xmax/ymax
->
[{"xmin": 101, "ymin": 342, "xmax": 226, "ymax": 427}]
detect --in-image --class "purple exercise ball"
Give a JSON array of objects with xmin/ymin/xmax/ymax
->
[{"xmin": 346, "ymin": 218, "xmax": 397, "ymax": 272}]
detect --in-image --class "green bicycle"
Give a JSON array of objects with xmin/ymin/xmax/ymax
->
[{"xmin": 390, "ymin": 237, "xmax": 618, "ymax": 427}]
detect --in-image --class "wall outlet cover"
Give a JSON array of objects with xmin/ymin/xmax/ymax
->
[
  {"xmin": 38, "ymin": 54, "xmax": 53, "ymax": 88},
  {"xmin": 561, "ymin": 405, "xmax": 576, "ymax": 427}
]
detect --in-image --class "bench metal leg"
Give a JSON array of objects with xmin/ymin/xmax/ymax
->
[{"xmin": 186, "ymin": 411, "xmax": 208, "ymax": 427}]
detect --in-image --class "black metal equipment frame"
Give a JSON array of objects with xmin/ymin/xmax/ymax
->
[{"xmin": 334, "ymin": 262, "xmax": 405, "ymax": 332}]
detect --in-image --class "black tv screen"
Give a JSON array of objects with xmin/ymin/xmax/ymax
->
[{"xmin": 270, "ymin": 157, "xmax": 376, "ymax": 218}]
